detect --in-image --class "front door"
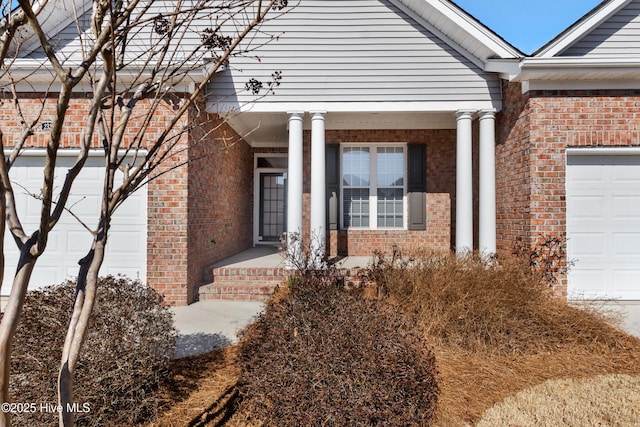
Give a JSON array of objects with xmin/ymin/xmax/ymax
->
[{"xmin": 259, "ymin": 173, "xmax": 287, "ymax": 242}]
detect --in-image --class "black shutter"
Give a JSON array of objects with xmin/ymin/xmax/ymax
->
[
  {"xmin": 326, "ymin": 144, "xmax": 340, "ymax": 230},
  {"xmin": 407, "ymin": 143, "xmax": 427, "ymax": 230}
]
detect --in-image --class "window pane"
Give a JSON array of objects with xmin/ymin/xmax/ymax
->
[
  {"xmin": 344, "ymin": 188, "xmax": 370, "ymax": 228},
  {"xmin": 343, "ymin": 147, "xmax": 370, "ymax": 187},
  {"xmin": 377, "ymin": 188, "xmax": 403, "ymax": 228},
  {"xmin": 377, "ymin": 147, "xmax": 404, "ymax": 187}
]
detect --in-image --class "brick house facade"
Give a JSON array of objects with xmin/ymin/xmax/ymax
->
[{"xmin": 4, "ymin": 0, "xmax": 640, "ymax": 304}]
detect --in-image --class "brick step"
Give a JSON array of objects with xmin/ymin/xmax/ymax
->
[
  {"xmin": 200, "ymin": 264, "xmax": 367, "ymax": 301},
  {"xmin": 198, "ymin": 281, "xmax": 280, "ymax": 301},
  {"xmin": 209, "ymin": 267, "xmax": 288, "ymax": 283}
]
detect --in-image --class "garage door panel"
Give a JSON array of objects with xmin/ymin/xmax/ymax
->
[
  {"xmin": 568, "ymin": 269, "xmax": 609, "ymax": 299},
  {"xmin": 113, "ymin": 195, "xmax": 147, "ymax": 223},
  {"xmin": 65, "ymin": 231, "xmax": 94, "ymax": 253},
  {"xmin": 567, "ymin": 153, "xmax": 640, "ymax": 300},
  {"xmin": 568, "ymin": 195, "xmax": 606, "ymax": 219},
  {"xmin": 613, "ymin": 233, "xmax": 640, "ymax": 256},
  {"xmin": 106, "ymin": 230, "xmax": 145, "ymax": 253},
  {"xmin": 67, "ymin": 196, "xmax": 101, "ymax": 218},
  {"xmin": 613, "ymin": 196, "xmax": 640, "ymax": 219},
  {"xmin": 2, "ymin": 155, "xmax": 147, "ymax": 293},
  {"xmin": 569, "ymin": 232, "xmax": 606, "ymax": 256},
  {"xmin": 614, "ymin": 270, "xmax": 640, "ymax": 297},
  {"xmin": 29, "ymin": 266, "xmax": 66, "ymax": 288}
]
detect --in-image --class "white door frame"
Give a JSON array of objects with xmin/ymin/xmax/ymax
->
[{"xmin": 253, "ymin": 153, "xmax": 288, "ymax": 245}]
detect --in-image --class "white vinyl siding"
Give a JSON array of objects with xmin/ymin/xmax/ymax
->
[
  {"xmin": 561, "ymin": 0, "xmax": 640, "ymax": 57},
  {"xmin": 23, "ymin": 1, "xmax": 218, "ymax": 66},
  {"xmin": 209, "ymin": 0, "xmax": 501, "ymax": 107},
  {"xmin": 341, "ymin": 144, "xmax": 406, "ymax": 230}
]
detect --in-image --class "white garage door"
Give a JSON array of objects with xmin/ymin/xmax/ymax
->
[
  {"xmin": 2, "ymin": 153, "xmax": 147, "ymax": 292},
  {"xmin": 566, "ymin": 152, "xmax": 640, "ymax": 300}
]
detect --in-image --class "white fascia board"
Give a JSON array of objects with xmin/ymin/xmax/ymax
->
[
  {"xmin": 396, "ymin": 0, "xmax": 522, "ymax": 60},
  {"xmin": 208, "ymin": 100, "xmax": 502, "ymax": 114},
  {"xmin": 566, "ymin": 147, "xmax": 640, "ymax": 156},
  {"xmin": 536, "ymin": 0, "xmax": 632, "ymax": 58},
  {"xmin": 3, "ymin": 60, "xmax": 205, "ymax": 93},
  {"xmin": 5, "ymin": 148, "xmax": 149, "ymax": 157},
  {"xmin": 515, "ymin": 56, "xmax": 640, "ymax": 81},
  {"xmin": 526, "ymin": 79, "xmax": 640, "ymax": 92},
  {"xmin": 484, "ymin": 59, "xmax": 522, "ymax": 80}
]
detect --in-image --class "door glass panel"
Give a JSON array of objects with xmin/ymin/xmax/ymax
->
[{"xmin": 260, "ymin": 173, "xmax": 286, "ymax": 241}]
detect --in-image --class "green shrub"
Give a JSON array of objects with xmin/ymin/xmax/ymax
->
[
  {"xmin": 236, "ymin": 278, "xmax": 439, "ymax": 426},
  {"xmin": 7, "ymin": 276, "xmax": 176, "ymax": 426}
]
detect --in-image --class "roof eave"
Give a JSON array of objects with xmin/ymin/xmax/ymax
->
[
  {"xmin": 514, "ymin": 56, "xmax": 640, "ymax": 82},
  {"xmin": 395, "ymin": 0, "xmax": 523, "ymax": 61}
]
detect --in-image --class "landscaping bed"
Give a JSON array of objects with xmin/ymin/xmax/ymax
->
[{"xmin": 147, "ymin": 251, "xmax": 640, "ymax": 425}]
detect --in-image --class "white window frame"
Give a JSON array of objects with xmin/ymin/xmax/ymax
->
[{"xmin": 340, "ymin": 143, "xmax": 408, "ymax": 230}]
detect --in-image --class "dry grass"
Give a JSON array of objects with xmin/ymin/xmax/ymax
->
[
  {"xmin": 477, "ymin": 374, "xmax": 640, "ymax": 426},
  {"xmin": 144, "ymin": 346, "xmax": 240, "ymax": 427},
  {"xmin": 367, "ymin": 250, "xmax": 640, "ymax": 426},
  {"xmin": 434, "ymin": 344, "xmax": 640, "ymax": 426},
  {"xmin": 141, "ymin": 250, "xmax": 640, "ymax": 426}
]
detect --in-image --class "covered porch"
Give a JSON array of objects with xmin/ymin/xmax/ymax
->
[{"xmin": 233, "ymin": 108, "xmax": 498, "ymax": 257}]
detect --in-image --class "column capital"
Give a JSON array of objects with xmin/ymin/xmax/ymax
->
[
  {"xmin": 310, "ymin": 111, "xmax": 327, "ymax": 120},
  {"xmin": 287, "ymin": 111, "xmax": 304, "ymax": 120},
  {"xmin": 478, "ymin": 109, "xmax": 497, "ymax": 120},
  {"xmin": 455, "ymin": 110, "xmax": 475, "ymax": 120}
]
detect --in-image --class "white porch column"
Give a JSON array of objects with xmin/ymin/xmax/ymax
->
[
  {"xmin": 479, "ymin": 110, "xmax": 497, "ymax": 254},
  {"xmin": 310, "ymin": 111, "xmax": 326, "ymax": 263},
  {"xmin": 287, "ymin": 112, "xmax": 304, "ymax": 263},
  {"xmin": 456, "ymin": 110, "xmax": 474, "ymax": 253}
]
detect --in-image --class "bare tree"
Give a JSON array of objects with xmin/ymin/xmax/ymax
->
[{"xmin": 0, "ymin": 0, "xmax": 289, "ymax": 425}]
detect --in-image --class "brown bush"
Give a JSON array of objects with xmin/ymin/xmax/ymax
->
[
  {"xmin": 235, "ymin": 278, "xmax": 439, "ymax": 426},
  {"xmin": 365, "ymin": 249, "xmax": 632, "ymax": 354},
  {"xmin": 7, "ymin": 276, "xmax": 176, "ymax": 426}
]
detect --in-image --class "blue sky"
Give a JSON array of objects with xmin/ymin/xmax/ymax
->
[{"xmin": 453, "ymin": 0, "xmax": 604, "ymax": 54}]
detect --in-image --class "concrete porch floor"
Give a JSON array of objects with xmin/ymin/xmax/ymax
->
[{"xmin": 211, "ymin": 245, "xmax": 374, "ymax": 270}]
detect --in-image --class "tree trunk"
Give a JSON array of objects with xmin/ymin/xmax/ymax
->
[
  {"xmin": 0, "ymin": 246, "xmax": 37, "ymax": 427},
  {"xmin": 57, "ymin": 240, "xmax": 105, "ymax": 427}
]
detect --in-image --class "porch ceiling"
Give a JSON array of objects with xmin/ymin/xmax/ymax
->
[{"xmin": 226, "ymin": 111, "xmax": 457, "ymax": 146}]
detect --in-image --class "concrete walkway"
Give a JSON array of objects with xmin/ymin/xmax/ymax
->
[
  {"xmin": 171, "ymin": 300, "xmax": 264, "ymax": 358},
  {"xmin": 598, "ymin": 300, "xmax": 640, "ymax": 337},
  {"xmin": 171, "ymin": 298, "xmax": 640, "ymax": 359}
]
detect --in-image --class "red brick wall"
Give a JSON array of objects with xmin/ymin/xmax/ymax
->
[
  {"xmin": 0, "ymin": 95, "xmax": 256, "ymax": 305},
  {"xmin": 186, "ymin": 113, "xmax": 253, "ymax": 303},
  {"xmin": 497, "ymin": 83, "xmax": 640, "ymax": 296},
  {"xmin": 496, "ymin": 82, "xmax": 533, "ymax": 254}
]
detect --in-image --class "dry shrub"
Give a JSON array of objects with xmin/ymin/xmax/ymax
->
[
  {"xmin": 8, "ymin": 276, "xmax": 176, "ymax": 426},
  {"xmin": 367, "ymin": 249, "xmax": 632, "ymax": 354},
  {"xmin": 235, "ymin": 278, "xmax": 439, "ymax": 426},
  {"xmin": 365, "ymin": 248, "xmax": 640, "ymax": 425},
  {"xmin": 477, "ymin": 374, "xmax": 640, "ymax": 426}
]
